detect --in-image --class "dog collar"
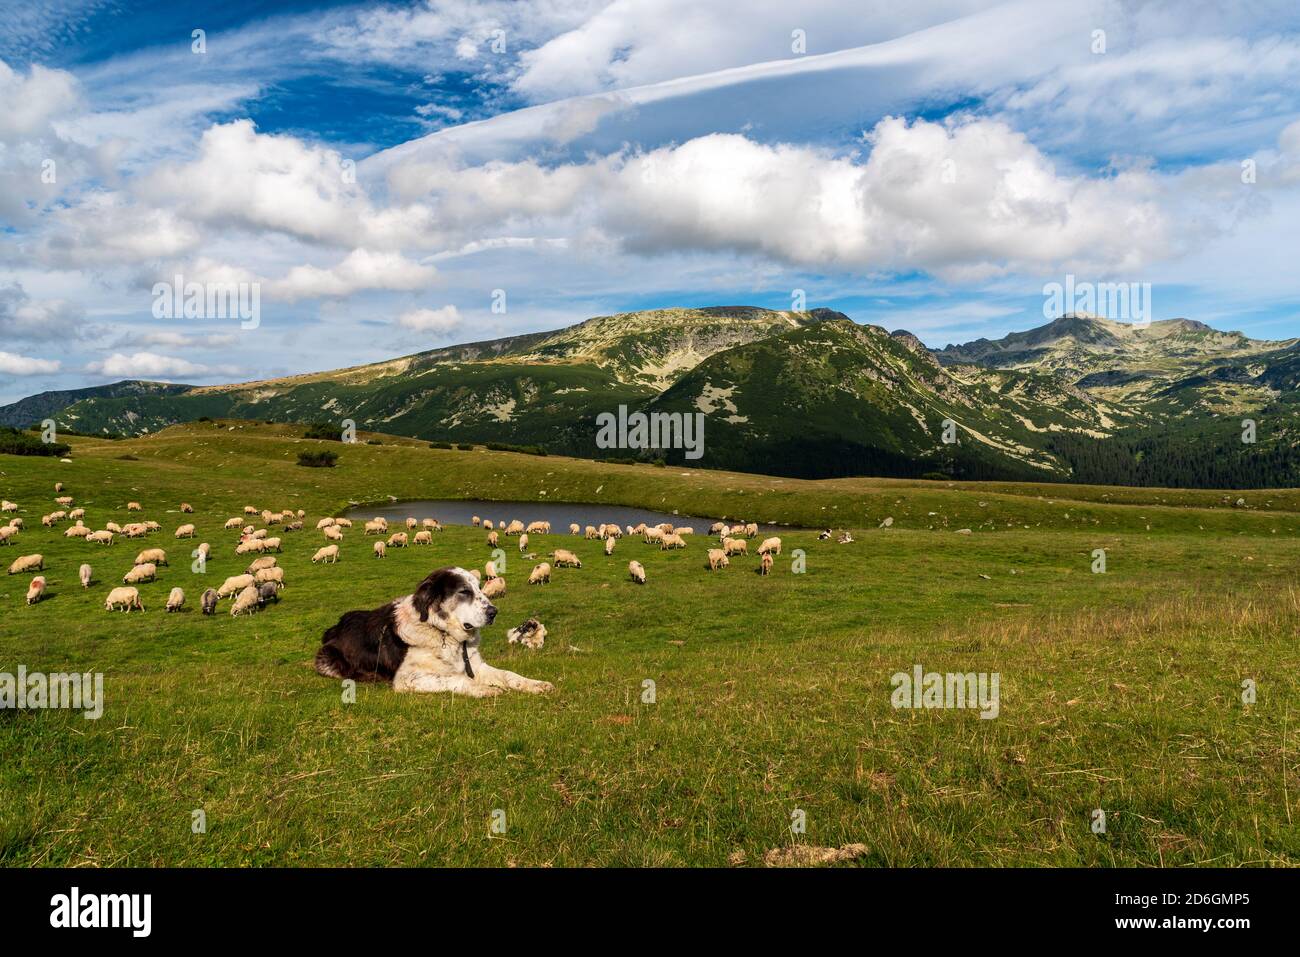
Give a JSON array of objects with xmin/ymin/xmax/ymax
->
[{"xmin": 461, "ymin": 641, "xmax": 475, "ymax": 679}]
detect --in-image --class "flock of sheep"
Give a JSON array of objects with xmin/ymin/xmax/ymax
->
[{"xmin": 3, "ymin": 486, "xmax": 786, "ymax": 620}]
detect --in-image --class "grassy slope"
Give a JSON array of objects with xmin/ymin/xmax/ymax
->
[{"xmin": 1, "ymin": 421, "xmax": 1297, "ymax": 866}]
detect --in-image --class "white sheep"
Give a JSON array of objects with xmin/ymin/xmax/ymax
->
[
  {"xmin": 628, "ymin": 560, "xmax": 646, "ymax": 584},
  {"xmin": 123, "ymin": 562, "xmax": 156, "ymax": 585},
  {"xmin": 528, "ymin": 562, "xmax": 551, "ymax": 584},
  {"xmin": 230, "ymin": 584, "xmax": 260, "ymax": 617},
  {"xmin": 605, "ymin": 536, "xmax": 615, "ymax": 556},
  {"xmin": 757, "ymin": 537, "xmax": 782, "ymax": 556},
  {"xmin": 166, "ymin": 587, "xmax": 185, "ymax": 612},
  {"xmin": 79, "ymin": 563, "xmax": 92, "ymax": 588},
  {"xmin": 482, "ymin": 576, "xmax": 506, "ymax": 599},
  {"xmin": 8, "ymin": 554, "xmax": 43, "ymax": 575},
  {"xmin": 134, "ymin": 548, "xmax": 167, "ymax": 566},
  {"xmin": 312, "ymin": 544, "xmax": 340, "ymax": 564},
  {"xmin": 175, "ymin": 523, "xmax": 196, "ymax": 538},
  {"xmin": 26, "ymin": 576, "xmax": 45, "ymax": 605},
  {"xmin": 217, "ymin": 573, "xmax": 254, "ymax": 598},
  {"xmin": 373, "ymin": 540, "xmax": 386, "ymax": 559},
  {"xmin": 225, "ymin": 517, "xmax": 244, "ymax": 530},
  {"xmin": 105, "ymin": 586, "xmax": 143, "ymax": 612},
  {"xmin": 413, "ymin": 530, "xmax": 432, "ymax": 545}
]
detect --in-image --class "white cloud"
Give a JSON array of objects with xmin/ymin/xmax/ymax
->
[
  {"xmin": 86, "ymin": 352, "xmax": 211, "ymax": 378},
  {"xmin": 266, "ymin": 248, "xmax": 438, "ymax": 301},
  {"xmin": 0, "ymin": 283, "xmax": 88, "ymax": 341},
  {"xmin": 397, "ymin": 305, "xmax": 463, "ymax": 332},
  {"xmin": 0, "ymin": 350, "xmax": 60, "ymax": 375}
]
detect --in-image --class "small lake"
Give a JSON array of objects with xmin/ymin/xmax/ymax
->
[{"xmin": 343, "ymin": 499, "xmax": 789, "ymax": 534}]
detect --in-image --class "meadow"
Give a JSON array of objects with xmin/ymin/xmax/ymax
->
[{"xmin": 0, "ymin": 421, "xmax": 1297, "ymax": 866}]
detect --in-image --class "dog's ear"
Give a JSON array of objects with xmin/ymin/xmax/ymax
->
[{"xmin": 412, "ymin": 567, "xmax": 460, "ymax": 622}]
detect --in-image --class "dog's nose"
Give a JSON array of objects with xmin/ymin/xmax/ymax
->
[{"xmin": 485, "ymin": 604, "xmax": 497, "ymax": 623}]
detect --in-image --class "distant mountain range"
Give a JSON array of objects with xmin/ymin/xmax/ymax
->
[{"xmin": 6, "ymin": 307, "xmax": 1300, "ymax": 486}]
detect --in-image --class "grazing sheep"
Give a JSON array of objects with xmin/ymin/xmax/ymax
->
[
  {"xmin": 483, "ymin": 520, "xmax": 493, "ymax": 530},
  {"xmin": 68, "ymin": 508, "xmax": 85, "ymax": 520},
  {"xmin": 256, "ymin": 581, "xmax": 280, "ymax": 606},
  {"xmin": 143, "ymin": 520, "xmax": 161, "ymax": 532},
  {"xmin": 135, "ymin": 548, "xmax": 168, "ymax": 566},
  {"xmin": 105, "ymin": 586, "xmax": 143, "ymax": 612},
  {"xmin": 487, "ymin": 530, "xmax": 499, "ymax": 548},
  {"xmin": 311, "ymin": 544, "xmax": 340, "ymax": 564},
  {"xmin": 87, "ymin": 530, "xmax": 114, "ymax": 546},
  {"xmin": 244, "ymin": 505, "xmax": 259, "ymax": 515},
  {"xmin": 0, "ymin": 526, "xmax": 16, "ymax": 544},
  {"xmin": 225, "ymin": 517, "xmax": 244, "ymax": 530},
  {"xmin": 230, "ymin": 585, "xmax": 260, "ymax": 617},
  {"xmin": 255, "ymin": 566, "xmax": 285, "ymax": 587},
  {"xmin": 217, "ymin": 574, "xmax": 255, "ymax": 598},
  {"xmin": 526, "ymin": 521, "xmax": 549, "ymax": 534},
  {"xmin": 507, "ymin": 618, "xmax": 547, "ymax": 649},
  {"xmin": 569, "ymin": 523, "xmax": 580, "ymax": 535},
  {"xmin": 79, "ymin": 563, "xmax": 92, "ymax": 588},
  {"xmin": 744, "ymin": 523, "xmax": 759, "ymax": 538},
  {"xmin": 643, "ymin": 528, "xmax": 664, "ymax": 545},
  {"xmin": 723, "ymin": 537, "xmax": 748, "ymax": 556},
  {"xmin": 123, "ymin": 524, "xmax": 147, "ymax": 538},
  {"xmin": 605, "ymin": 536, "xmax": 615, "ymax": 556},
  {"xmin": 324, "ymin": 525, "xmax": 344, "ymax": 542},
  {"xmin": 472, "ymin": 515, "xmax": 481, "ymax": 526},
  {"xmin": 234, "ymin": 539, "xmax": 262, "ymax": 556},
  {"xmin": 656, "ymin": 523, "xmax": 674, "ymax": 534},
  {"xmin": 54, "ymin": 483, "xmax": 64, "ymax": 493},
  {"xmin": 484, "ymin": 560, "xmax": 498, "ymax": 579},
  {"xmin": 166, "ymin": 587, "xmax": 185, "ymax": 612},
  {"xmin": 660, "ymin": 533, "xmax": 686, "ymax": 550},
  {"xmin": 628, "ymin": 560, "xmax": 646, "ymax": 584},
  {"xmin": 123, "ymin": 562, "xmax": 157, "ymax": 585},
  {"xmin": 41, "ymin": 514, "xmax": 57, "ymax": 527},
  {"xmin": 413, "ymin": 530, "xmax": 432, "ymax": 545},
  {"xmin": 104, "ymin": 521, "xmax": 120, "ymax": 533},
  {"xmin": 284, "ymin": 521, "xmax": 303, "ymax": 532},
  {"xmin": 127, "ymin": 501, "xmax": 142, "ymax": 511},
  {"xmin": 65, "ymin": 525, "xmax": 90, "ymax": 539},
  {"xmin": 405, "ymin": 517, "xmax": 418, "ymax": 530},
  {"xmin": 8, "ymin": 517, "xmax": 22, "ymax": 529},
  {"xmin": 707, "ymin": 548, "xmax": 730, "ymax": 570},
  {"xmin": 386, "ymin": 532, "xmax": 408, "ymax": 548},
  {"xmin": 551, "ymin": 549, "xmax": 582, "ymax": 568},
  {"xmin": 250, "ymin": 528, "xmax": 267, "ymax": 540},
  {"xmin": 175, "ymin": 523, "xmax": 196, "ymax": 538},
  {"xmin": 262, "ymin": 537, "xmax": 282, "ymax": 553},
  {"xmin": 201, "ymin": 588, "xmax": 219, "ymax": 615},
  {"xmin": 760, "ymin": 553, "xmax": 773, "ymax": 576},
  {"xmin": 55, "ymin": 496, "xmax": 73, "ymax": 507},
  {"xmin": 584, "ymin": 525, "xmax": 599, "ymax": 540},
  {"xmin": 528, "ymin": 562, "xmax": 551, "ymax": 584},
  {"xmin": 373, "ymin": 540, "xmax": 386, "ymax": 559},
  {"xmin": 316, "ymin": 517, "xmax": 336, "ymax": 529},
  {"xmin": 505, "ymin": 520, "xmax": 525, "ymax": 536},
  {"xmin": 673, "ymin": 527, "xmax": 694, "ymax": 537},
  {"xmin": 757, "ymin": 537, "xmax": 782, "ymax": 556},
  {"xmin": 482, "ymin": 576, "xmax": 507, "ymax": 600},
  {"xmin": 709, "ymin": 522, "xmax": 725, "ymax": 534},
  {"xmin": 0, "ymin": 500, "xmax": 16, "ymax": 512},
  {"xmin": 334, "ymin": 518, "xmax": 353, "ymax": 529},
  {"xmin": 26, "ymin": 576, "xmax": 45, "ymax": 605},
  {"xmin": 196, "ymin": 542, "xmax": 211, "ymax": 561},
  {"xmin": 364, "ymin": 520, "xmax": 386, "ymax": 536},
  {"xmin": 180, "ymin": 503, "xmax": 193, "ymax": 513},
  {"xmin": 246, "ymin": 556, "xmax": 276, "ymax": 573},
  {"xmin": 519, "ymin": 532, "xmax": 529, "ymax": 553},
  {"xmin": 8, "ymin": 554, "xmax": 43, "ymax": 575}
]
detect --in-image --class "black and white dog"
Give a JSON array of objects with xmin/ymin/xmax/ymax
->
[{"xmin": 314, "ymin": 567, "xmax": 553, "ymax": 698}]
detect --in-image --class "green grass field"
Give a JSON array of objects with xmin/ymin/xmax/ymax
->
[{"xmin": 1, "ymin": 421, "xmax": 1297, "ymax": 866}]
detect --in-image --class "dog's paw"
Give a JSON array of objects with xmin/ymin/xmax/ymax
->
[
  {"xmin": 528, "ymin": 680, "xmax": 555, "ymax": 694},
  {"xmin": 469, "ymin": 684, "xmax": 504, "ymax": 698}
]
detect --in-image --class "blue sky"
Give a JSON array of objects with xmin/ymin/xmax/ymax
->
[{"xmin": 2, "ymin": 0, "xmax": 1300, "ymax": 402}]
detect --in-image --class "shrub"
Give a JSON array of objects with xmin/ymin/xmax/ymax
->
[
  {"xmin": 197, "ymin": 416, "xmax": 213, "ymax": 423},
  {"xmin": 0, "ymin": 427, "xmax": 70, "ymax": 457},
  {"xmin": 303, "ymin": 422, "xmax": 342, "ymax": 441},
  {"xmin": 297, "ymin": 450, "xmax": 338, "ymax": 468},
  {"xmin": 429, "ymin": 441, "xmax": 453, "ymax": 450},
  {"xmin": 456, "ymin": 443, "xmax": 474, "ymax": 451},
  {"xmin": 485, "ymin": 442, "xmax": 547, "ymax": 456},
  {"xmin": 366, "ymin": 439, "xmax": 382, "ymax": 445},
  {"xmin": 117, "ymin": 454, "xmax": 140, "ymax": 461}
]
